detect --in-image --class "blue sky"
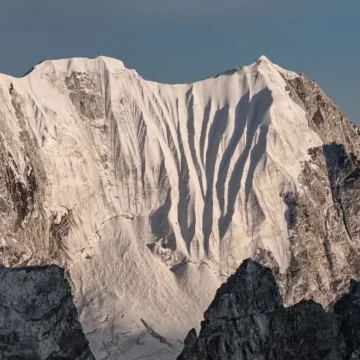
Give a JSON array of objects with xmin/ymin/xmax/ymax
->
[{"xmin": 0, "ymin": 0, "xmax": 359, "ymax": 123}]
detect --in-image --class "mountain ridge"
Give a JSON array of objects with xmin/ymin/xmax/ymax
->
[{"xmin": 2, "ymin": 54, "xmax": 292, "ymax": 85}]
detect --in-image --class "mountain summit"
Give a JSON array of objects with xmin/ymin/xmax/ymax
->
[{"xmin": 0, "ymin": 56, "xmax": 359, "ymax": 359}]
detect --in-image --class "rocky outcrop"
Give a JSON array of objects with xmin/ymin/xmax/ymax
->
[
  {"xmin": 178, "ymin": 260, "xmax": 360, "ymax": 360},
  {"xmin": 253, "ymin": 71, "xmax": 360, "ymax": 308},
  {"xmin": 283, "ymin": 73, "xmax": 360, "ymax": 157},
  {"xmin": 0, "ymin": 265, "xmax": 94, "ymax": 359},
  {"xmin": 270, "ymin": 142, "xmax": 360, "ymax": 307}
]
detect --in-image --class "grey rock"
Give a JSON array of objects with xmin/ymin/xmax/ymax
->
[
  {"xmin": 273, "ymin": 142, "xmax": 360, "ymax": 307},
  {"xmin": 334, "ymin": 280, "xmax": 360, "ymax": 359},
  {"xmin": 283, "ymin": 74, "xmax": 360, "ymax": 157},
  {"xmin": 0, "ymin": 84, "xmax": 66, "ymax": 268},
  {"xmin": 178, "ymin": 260, "xmax": 360, "ymax": 360},
  {"xmin": 258, "ymin": 72, "xmax": 360, "ymax": 308},
  {"xmin": 0, "ymin": 265, "xmax": 95, "ymax": 359},
  {"xmin": 65, "ymin": 71, "xmax": 104, "ymax": 120}
]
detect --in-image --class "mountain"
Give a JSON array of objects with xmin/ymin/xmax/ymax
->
[
  {"xmin": 0, "ymin": 55, "xmax": 359, "ymax": 359},
  {"xmin": 178, "ymin": 259, "xmax": 360, "ymax": 360},
  {"xmin": 0, "ymin": 265, "xmax": 94, "ymax": 359}
]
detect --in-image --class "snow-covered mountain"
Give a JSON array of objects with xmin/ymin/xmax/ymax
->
[{"xmin": 0, "ymin": 55, "xmax": 359, "ymax": 359}]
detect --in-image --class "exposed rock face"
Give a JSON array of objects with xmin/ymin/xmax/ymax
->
[
  {"xmin": 253, "ymin": 72, "xmax": 360, "ymax": 308},
  {"xmin": 334, "ymin": 279, "xmax": 360, "ymax": 359},
  {"xmin": 0, "ymin": 265, "xmax": 94, "ymax": 359},
  {"xmin": 272, "ymin": 143, "xmax": 360, "ymax": 307},
  {"xmin": 178, "ymin": 260, "xmax": 360, "ymax": 360},
  {"xmin": 283, "ymin": 74, "xmax": 360, "ymax": 156}
]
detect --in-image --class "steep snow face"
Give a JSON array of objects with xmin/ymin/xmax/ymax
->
[{"xmin": 0, "ymin": 56, "xmax": 322, "ymax": 359}]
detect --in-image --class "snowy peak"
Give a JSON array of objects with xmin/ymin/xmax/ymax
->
[
  {"xmin": 257, "ymin": 54, "xmax": 271, "ymax": 62},
  {"xmin": 15, "ymin": 54, "xmax": 287, "ymax": 88},
  {"xmin": 19, "ymin": 55, "xmax": 127, "ymax": 79}
]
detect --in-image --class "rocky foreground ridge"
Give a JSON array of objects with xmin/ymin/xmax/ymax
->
[
  {"xmin": 179, "ymin": 259, "xmax": 360, "ymax": 360},
  {"xmin": 0, "ymin": 265, "xmax": 94, "ymax": 359}
]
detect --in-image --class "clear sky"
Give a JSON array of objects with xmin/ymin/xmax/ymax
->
[{"xmin": 0, "ymin": 0, "xmax": 359, "ymax": 124}]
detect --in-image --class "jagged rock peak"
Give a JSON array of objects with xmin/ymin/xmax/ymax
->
[
  {"xmin": 0, "ymin": 264, "xmax": 95, "ymax": 359},
  {"xmin": 178, "ymin": 259, "xmax": 360, "ymax": 360},
  {"xmin": 204, "ymin": 259, "xmax": 282, "ymax": 321}
]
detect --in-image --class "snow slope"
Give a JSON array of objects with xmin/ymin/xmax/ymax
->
[{"xmin": 0, "ymin": 55, "xmax": 322, "ymax": 359}]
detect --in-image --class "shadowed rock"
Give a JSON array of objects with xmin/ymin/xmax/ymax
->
[
  {"xmin": 178, "ymin": 259, "xmax": 360, "ymax": 360},
  {"xmin": 0, "ymin": 265, "xmax": 95, "ymax": 359}
]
